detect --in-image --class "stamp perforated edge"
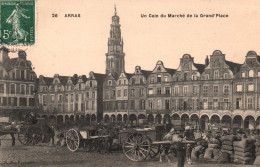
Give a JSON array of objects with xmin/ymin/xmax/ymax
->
[{"xmin": 0, "ymin": 0, "xmax": 37, "ymax": 47}]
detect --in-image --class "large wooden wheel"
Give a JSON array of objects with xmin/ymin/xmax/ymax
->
[
  {"xmin": 66, "ymin": 129, "xmax": 80, "ymax": 152},
  {"xmin": 123, "ymin": 133, "xmax": 151, "ymax": 161},
  {"xmin": 18, "ymin": 126, "xmax": 42, "ymax": 146},
  {"xmin": 149, "ymin": 144, "xmax": 161, "ymax": 158}
]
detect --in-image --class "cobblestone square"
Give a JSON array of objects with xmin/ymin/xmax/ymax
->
[{"xmin": 0, "ymin": 135, "xmax": 258, "ymax": 167}]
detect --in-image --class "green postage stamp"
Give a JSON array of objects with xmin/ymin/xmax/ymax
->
[{"xmin": 0, "ymin": 0, "xmax": 35, "ymax": 45}]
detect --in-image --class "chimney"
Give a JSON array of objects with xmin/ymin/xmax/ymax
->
[
  {"xmin": 0, "ymin": 46, "xmax": 10, "ymax": 63},
  {"xmin": 205, "ymin": 56, "xmax": 209, "ymax": 66},
  {"xmin": 18, "ymin": 50, "xmax": 27, "ymax": 60}
]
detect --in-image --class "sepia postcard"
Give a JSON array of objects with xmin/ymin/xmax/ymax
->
[{"xmin": 0, "ymin": 0, "xmax": 260, "ymax": 166}]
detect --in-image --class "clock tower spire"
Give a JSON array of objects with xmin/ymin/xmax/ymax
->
[{"xmin": 105, "ymin": 5, "xmax": 125, "ymax": 77}]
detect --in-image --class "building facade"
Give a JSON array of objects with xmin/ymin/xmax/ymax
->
[
  {"xmin": 0, "ymin": 47, "xmax": 37, "ymax": 121},
  {"xmin": 37, "ymin": 72, "xmax": 105, "ymax": 124},
  {"xmin": 1, "ymin": 7, "xmax": 260, "ymax": 130}
]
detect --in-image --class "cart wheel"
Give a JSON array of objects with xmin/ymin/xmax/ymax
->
[
  {"xmin": 24, "ymin": 127, "xmax": 43, "ymax": 145},
  {"xmin": 66, "ymin": 129, "xmax": 80, "ymax": 152},
  {"xmin": 149, "ymin": 144, "xmax": 161, "ymax": 158},
  {"xmin": 123, "ymin": 133, "xmax": 151, "ymax": 161}
]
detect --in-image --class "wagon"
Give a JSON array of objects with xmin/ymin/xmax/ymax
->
[
  {"xmin": 18, "ymin": 118, "xmax": 54, "ymax": 146},
  {"xmin": 65, "ymin": 126, "xmax": 109, "ymax": 152},
  {"xmin": 119, "ymin": 125, "xmax": 195, "ymax": 162}
]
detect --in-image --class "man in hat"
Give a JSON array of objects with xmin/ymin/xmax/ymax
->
[{"xmin": 26, "ymin": 112, "xmax": 38, "ymax": 125}]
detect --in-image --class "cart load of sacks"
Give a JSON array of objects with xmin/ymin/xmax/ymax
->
[{"xmin": 191, "ymin": 133, "xmax": 260, "ymax": 165}]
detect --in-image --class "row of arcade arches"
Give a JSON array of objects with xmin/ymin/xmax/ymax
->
[
  {"xmin": 39, "ymin": 114, "xmax": 97, "ymax": 125},
  {"xmin": 103, "ymin": 113, "xmax": 260, "ymax": 130}
]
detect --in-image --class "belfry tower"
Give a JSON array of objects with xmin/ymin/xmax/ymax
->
[{"xmin": 105, "ymin": 5, "xmax": 125, "ymax": 77}]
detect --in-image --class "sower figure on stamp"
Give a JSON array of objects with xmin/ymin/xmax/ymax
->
[{"xmin": 6, "ymin": 3, "xmax": 30, "ymax": 43}]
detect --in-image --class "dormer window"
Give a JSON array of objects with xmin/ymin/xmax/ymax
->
[
  {"xmin": 241, "ymin": 72, "xmax": 246, "ymax": 78},
  {"xmin": 164, "ymin": 76, "xmax": 168, "ymax": 82},
  {"xmin": 20, "ymin": 61, "xmax": 25, "ymax": 67},
  {"xmin": 249, "ymin": 70, "xmax": 254, "ymax": 78},
  {"xmin": 140, "ymin": 78, "xmax": 143, "ymax": 84},
  {"xmin": 30, "ymin": 74, "xmax": 34, "ymax": 81},
  {"xmin": 90, "ymin": 81, "xmax": 92, "ymax": 87},
  {"xmin": 224, "ymin": 73, "xmax": 228, "ymax": 79},
  {"xmin": 184, "ymin": 73, "xmax": 188, "ymax": 81},
  {"xmin": 124, "ymin": 80, "xmax": 126, "ymax": 84},
  {"xmin": 132, "ymin": 78, "xmax": 136, "ymax": 84},
  {"xmin": 205, "ymin": 74, "xmax": 209, "ymax": 80},
  {"xmin": 157, "ymin": 74, "xmax": 161, "ymax": 83},
  {"xmin": 157, "ymin": 66, "xmax": 161, "ymax": 72},
  {"xmin": 108, "ymin": 80, "xmax": 112, "ymax": 86},
  {"xmin": 21, "ymin": 70, "xmax": 25, "ymax": 80},
  {"xmin": 192, "ymin": 75, "xmax": 196, "ymax": 80},
  {"xmin": 119, "ymin": 80, "xmax": 122, "ymax": 85},
  {"xmin": 214, "ymin": 71, "xmax": 219, "ymax": 79}
]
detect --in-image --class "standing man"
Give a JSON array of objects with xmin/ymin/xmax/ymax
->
[{"xmin": 177, "ymin": 135, "xmax": 186, "ymax": 167}]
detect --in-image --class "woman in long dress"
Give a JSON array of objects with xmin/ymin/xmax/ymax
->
[{"xmin": 6, "ymin": 4, "xmax": 30, "ymax": 43}]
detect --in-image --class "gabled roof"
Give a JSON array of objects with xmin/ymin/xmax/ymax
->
[
  {"xmin": 194, "ymin": 63, "xmax": 206, "ymax": 73},
  {"xmin": 43, "ymin": 77, "xmax": 54, "ymax": 86},
  {"xmin": 58, "ymin": 76, "xmax": 70, "ymax": 85},
  {"xmin": 3, "ymin": 58, "xmax": 18, "ymax": 72},
  {"xmin": 225, "ymin": 60, "xmax": 242, "ymax": 73},
  {"xmin": 125, "ymin": 73, "xmax": 133, "ymax": 79},
  {"xmin": 165, "ymin": 68, "xmax": 176, "ymax": 75},
  {"xmin": 111, "ymin": 73, "xmax": 119, "ymax": 80},
  {"xmin": 141, "ymin": 70, "xmax": 152, "ymax": 78},
  {"xmin": 92, "ymin": 73, "xmax": 106, "ymax": 82},
  {"xmin": 81, "ymin": 76, "xmax": 88, "ymax": 83}
]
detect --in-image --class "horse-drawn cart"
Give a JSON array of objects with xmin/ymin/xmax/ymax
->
[
  {"xmin": 119, "ymin": 125, "xmax": 195, "ymax": 162},
  {"xmin": 65, "ymin": 126, "xmax": 110, "ymax": 152},
  {"xmin": 18, "ymin": 118, "xmax": 54, "ymax": 146}
]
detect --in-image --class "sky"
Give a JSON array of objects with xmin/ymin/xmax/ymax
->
[{"xmin": 7, "ymin": 0, "xmax": 260, "ymax": 77}]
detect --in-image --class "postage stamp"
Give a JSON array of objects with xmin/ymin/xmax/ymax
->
[{"xmin": 0, "ymin": 0, "xmax": 35, "ymax": 45}]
